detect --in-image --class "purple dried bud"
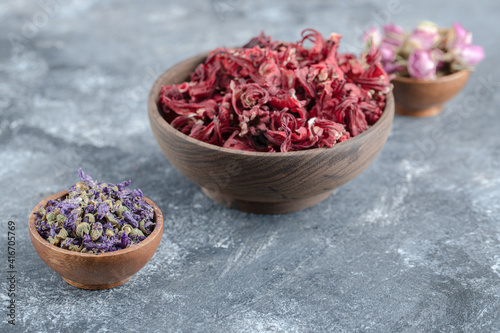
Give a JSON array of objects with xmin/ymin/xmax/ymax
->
[
  {"xmin": 102, "ymin": 222, "xmax": 114, "ymax": 230},
  {"xmin": 102, "ymin": 186, "xmax": 111, "ymax": 196},
  {"xmin": 64, "ymin": 212, "xmax": 78, "ymax": 233},
  {"xmin": 117, "ymin": 180, "xmax": 132, "ymax": 192},
  {"xmin": 120, "ymin": 232, "xmax": 130, "ymax": 248},
  {"xmin": 130, "ymin": 188, "xmax": 144, "ymax": 198},
  {"xmin": 60, "ymin": 238, "xmax": 75, "ymax": 249},
  {"xmin": 96, "ymin": 203, "xmax": 110, "ymax": 219},
  {"xmin": 78, "ymin": 168, "xmax": 93, "ymax": 183},
  {"xmin": 86, "ymin": 203, "xmax": 96, "ymax": 214},
  {"xmin": 60, "ymin": 202, "xmax": 78, "ymax": 216},
  {"xmin": 82, "ymin": 233, "xmax": 96, "ymax": 250},
  {"xmin": 122, "ymin": 210, "xmax": 139, "ymax": 228},
  {"xmin": 49, "ymin": 225, "xmax": 57, "ymax": 239}
]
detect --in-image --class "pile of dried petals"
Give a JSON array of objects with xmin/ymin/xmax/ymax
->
[
  {"xmin": 34, "ymin": 169, "xmax": 156, "ymax": 254},
  {"xmin": 158, "ymin": 29, "xmax": 391, "ymax": 152}
]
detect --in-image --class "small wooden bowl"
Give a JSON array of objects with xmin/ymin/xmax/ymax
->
[
  {"xmin": 148, "ymin": 53, "xmax": 395, "ymax": 214},
  {"xmin": 392, "ymin": 70, "xmax": 470, "ymax": 117},
  {"xmin": 29, "ymin": 191, "xmax": 164, "ymax": 290}
]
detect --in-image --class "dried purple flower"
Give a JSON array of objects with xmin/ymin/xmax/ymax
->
[
  {"xmin": 120, "ymin": 232, "xmax": 130, "ymax": 249},
  {"xmin": 122, "ymin": 210, "xmax": 139, "ymax": 228},
  {"xmin": 34, "ymin": 169, "xmax": 156, "ymax": 254}
]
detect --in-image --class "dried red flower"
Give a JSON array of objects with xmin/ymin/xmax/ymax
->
[{"xmin": 158, "ymin": 29, "xmax": 391, "ymax": 152}]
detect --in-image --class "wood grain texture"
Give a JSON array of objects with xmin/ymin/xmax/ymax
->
[
  {"xmin": 28, "ymin": 191, "xmax": 164, "ymax": 290},
  {"xmin": 148, "ymin": 53, "xmax": 395, "ymax": 214},
  {"xmin": 392, "ymin": 70, "xmax": 470, "ymax": 117}
]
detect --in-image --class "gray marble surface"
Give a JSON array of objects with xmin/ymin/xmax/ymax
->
[{"xmin": 1, "ymin": 0, "xmax": 500, "ymax": 332}]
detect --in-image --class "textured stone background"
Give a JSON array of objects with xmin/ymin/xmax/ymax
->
[{"xmin": 1, "ymin": 0, "xmax": 500, "ymax": 332}]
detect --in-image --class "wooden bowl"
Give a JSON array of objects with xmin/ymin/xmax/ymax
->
[
  {"xmin": 148, "ymin": 53, "xmax": 395, "ymax": 214},
  {"xmin": 392, "ymin": 70, "xmax": 470, "ymax": 117},
  {"xmin": 29, "ymin": 191, "xmax": 164, "ymax": 290}
]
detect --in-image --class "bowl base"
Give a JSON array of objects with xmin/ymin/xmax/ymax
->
[
  {"xmin": 202, "ymin": 187, "xmax": 333, "ymax": 214},
  {"xmin": 62, "ymin": 276, "xmax": 133, "ymax": 290},
  {"xmin": 395, "ymin": 104, "xmax": 443, "ymax": 117}
]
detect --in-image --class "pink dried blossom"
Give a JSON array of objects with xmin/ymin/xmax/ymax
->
[
  {"xmin": 363, "ymin": 27, "xmax": 382, "ymax": 47},
  {"xmin": 446, "ymin": 22, "xmax": 473, "ymax": 49},
  {"xmin": 407, "ymin": 50, "xmax": 437, "ymax": 80},
  {"xmin": 382, "ymin": 24, "xmax": 405, "ymax": 47},
  {"xmin": 454, "ymin": 44, "xmax": 485, "ymax": 67}
]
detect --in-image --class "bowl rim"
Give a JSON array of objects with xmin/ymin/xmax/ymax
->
[
  {"xmin": 148, "ymin": 53, "xmax": 395, "ymax": 157},
  {"xmin": 28, "ymin": 190, "xmax": 164, "ymax": 258},
  {"xmin": 392, "ymin": 69, "xmax": 470, "ymax": 84}
]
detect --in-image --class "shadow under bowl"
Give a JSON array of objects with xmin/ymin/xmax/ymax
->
[
  {"xmin": 148, "ymin": 53, "xmax": 395, "ymax": 214},
  {"xmin": 392, "ymin": 70, "xmax": 470, "ymax": 117},
  {"xmin": 29, "ymin": 191, "xmax": 164, "ymax": 290}
]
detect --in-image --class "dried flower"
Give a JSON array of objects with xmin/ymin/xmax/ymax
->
[
  {"xmin": 407, "ymin": 50, "xmax": 438, "ymax": 80},
  {"xmin": 158, "ymin": 29, "xmax": 391, "ymax": 152},
  {"xmin": 363, "ymin": 26, "xmax": 382, "ymax": 47},
  {"xmin": 379, "ymin": 42, "xmax": 396, "ymax": 64},
  {"xmin": 406, "ymin": 23, "xmax": 439, "ymax": 52},
  {"xmin": 34, "ymin": 169, "xmax": 156, "ymax": 254},
  {"xmin": 382, "ymin": 24, "xmax": 405, "ymax": 47},
  {"xmin": 364, "ymin": 21, "xmax": 484, "ymax": 79},
  {"xmin": 452, "ymin": 44, "xmax": 485, "ymax": 70},
  {"xmin": 446, "ymin": 23, "xmax": 473, "ymax": 50}
]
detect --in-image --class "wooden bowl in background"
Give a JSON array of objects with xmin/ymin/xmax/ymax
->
[
  {"xmin": 29, "ymin": 191, "xmax": 164, "ymax": 290},
  {"xmin": 148, "ymin": 53, "xmax": 395, "ymax": 214},
  {"xmin": 392, "ymin": 70, "xmax": 470, "ymax": 117}
]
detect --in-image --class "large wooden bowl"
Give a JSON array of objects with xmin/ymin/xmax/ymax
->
[
  {"xmin": 29, "ymin": 191, "xmax": 164, "ymax": 290},
  {"xmin": 148, "ymin": 53, "xmax": 395, "ymax": 214},
  {"xmin": 392, "ymin": 70, "xmax": 470, "ymax": 117}
]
